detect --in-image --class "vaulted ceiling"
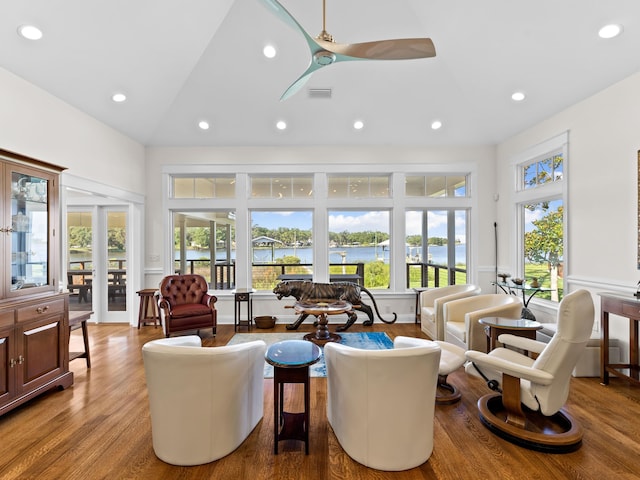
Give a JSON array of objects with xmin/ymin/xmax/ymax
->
[{"xmin": 2, "ymin": 0, "xmax": 640, "ymax": 147}]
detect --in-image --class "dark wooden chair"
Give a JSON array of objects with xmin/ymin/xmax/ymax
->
[{"xmin": 157, "ymin": 274, "xmax": 217, "ymax": 338}]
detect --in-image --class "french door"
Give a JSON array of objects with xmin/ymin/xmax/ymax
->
[{"xmin": 66, "ymin": 206, "xmax": 129, "ymax": 322}]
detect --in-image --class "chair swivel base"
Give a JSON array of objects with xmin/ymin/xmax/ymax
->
[
  {"xmin": 477, "ymin": 394, "xmax": 583, "ymax": 453},
  {"xmin": 436, "ymin": 374, "xmax": 462, "ymax": 405}
]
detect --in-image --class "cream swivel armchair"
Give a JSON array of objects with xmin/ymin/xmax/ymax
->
[
  {"xmin": 465, "ymin": 289, "xmax": 594, "ymax": 452},
  {"xmin": 420, "ymin": 284, "xmax": 481, "ymax": 340},
  {"xmin": 324, "ymin": 336, "xmax": 441, "ymax": 471},
  {"xmin": 443, "ymin": 294, "xmax": 522, "ymax": 352},
  {"xmin": 142, "ymin": 336, "xmax": 266, "ymax": 466}
]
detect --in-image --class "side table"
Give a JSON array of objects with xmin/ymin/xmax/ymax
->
[
  {"xmin": 413, "ymin": 287, "xmax": 429, "ymax": 324},
  {"xmin": 232, "ymin": 288, "xmax": 256, "ymax": 332},
  {"xmin": 137, "ymin": 289, "xmax": 161, "ymax": 329},
  {"xmin": 479, "ymin": 316, "xmax": 542, "ymax": 352},
  {"xmin": 69, "ymin": 310, "xmax": 93, "ymax": 368},
  {"xmin": 265, "ymin": 340, "xmax": 322, "ymax": 454}
]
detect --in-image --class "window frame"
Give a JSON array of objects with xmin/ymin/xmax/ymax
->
[
  {"xmin": 511, "ymin": 132, "xmax": 568, "ymax": 304},
  {"xmin": 162, "ymin": 164, "xmax": 476, "ymax": 293}
]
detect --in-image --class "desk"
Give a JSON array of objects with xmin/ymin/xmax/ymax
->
[
  {"xmin": 294, "ymin": 300, "xmax": 352, "ymax": 345},
  {"xmin": 232, "ymin": 288, "xmax": 255, "ymax": 332},
  {"xmin": 68, "ymin": 310, "xmax": 92, "ymax": 368},
  {"xmin": 493, "ymin": 281, "xmax": 553, "ymax": 320},
  {"xmin": 599, "ymin": 292, "xmax": 640, "ymax": 386},
  {"xmin": 265, "ymin": 340, "xmax": 321, "ymax": 454},
  {"xmin": 277, "ymin": 273, "xmax": 362, "ymax": 285},
  {"xmin": 479, "ymin": 316, "xmax": 542, "ymax": 352}
]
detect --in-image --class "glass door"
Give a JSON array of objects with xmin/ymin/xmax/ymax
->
[
  {"xmin": 106, "ymin": 211, "xmax": 127, "ymax": 313},
  {"xmin": 67, "ymin": 210, "xmax": 93, "ymax": 311},
  {"xmin": 66, "ymin": 207, "xmax": 129, "ymax": 322}
]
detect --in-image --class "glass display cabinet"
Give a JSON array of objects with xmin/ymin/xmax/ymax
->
[{"xmin": 0, "ymin": 148, "xmax": 72, "ymax": 417}]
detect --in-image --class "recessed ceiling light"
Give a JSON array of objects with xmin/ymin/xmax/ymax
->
[
  {"xmin": 18, "ymin": 24, "xmax": 43, "ymax": 40},
  {"xmin": 111, "ymin": 92, "xmax": 127, "ymax": 103},
  {"xmin": 198, "ymin": 120, "xmax": 210, "ymax": 130},
  {"xmin": 431, "ymin": 120, "xmax": 443, "ymax": 130},
  {"xmin": 263, "ymin": 45, "xmax": 277, "ymax": 58},
  {"xmin": 353, "ymin": 120, "xmax": 364, "ymax": 130},
  {"xmin": 276, "ymin": 120, "xmax": 287, "ymax": 130},
  {"xmin": 599, "ymin": 24, "xmax": 623, "ymax": 39},
  {"xmin": 511, "ymin": 91, "xmax": 526, "ymax": 102}
]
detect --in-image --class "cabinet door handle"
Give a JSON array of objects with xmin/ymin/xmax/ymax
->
[
  {"xmin": 17, "ymin": 355, "xmax": 24, "ymax": 365},
  {"xmin": 36, "ymin": 306, "xmax": 50, "ymax": 314},
  {"xmin": 10, "ymin": 358, "xmax": 16, "ymax": 368}
]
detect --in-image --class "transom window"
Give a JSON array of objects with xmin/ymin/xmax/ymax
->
[
  {"xmin": 328, "ymin": 175, "xmax": 390, "ymax": 198},
  {"xmin": 171, "ymin": 176, "xmax": 235, "ymax": 198},
  {"xmin": 251, "ymin": 176, "xmax": 313, "ymax": 198},
  {"xmin": 405, "ymin": 175, "xmax": 468, "ymax": 197},
  {"xmin": 521, "ymin": 153, "xmax": 563, "ymax": 190}
]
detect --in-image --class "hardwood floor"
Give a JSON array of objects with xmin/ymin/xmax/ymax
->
[{"xmin": 1, "ymin": 321, "xmax": 640, "ymax": 479}]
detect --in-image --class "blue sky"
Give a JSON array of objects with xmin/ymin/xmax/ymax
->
[{"xmin": 251, "ymin": 210, "xmax": 466, "ymax": 241}]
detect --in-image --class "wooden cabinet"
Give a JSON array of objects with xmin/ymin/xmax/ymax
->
[{"xmin": 0, "ymin": 149, "xmax": 72, "ymax": 417}]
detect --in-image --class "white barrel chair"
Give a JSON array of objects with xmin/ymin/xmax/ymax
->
[
  {"xmin": 324, "ymin": 336, "xmax": 441, "ymax": 471},
  {"xmin": 142, "ymin": 336, "xmax": 266, "ymax": 466},
  {"xmin": 443, "ymin": 294, "xmax": 523, "ymax": 352},
  {"xmin": 420, "ymin": 284, "xmax": 481, "ymax": 340}
]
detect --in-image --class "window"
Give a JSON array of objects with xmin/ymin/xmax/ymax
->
[
  {"xmin": 173, "ymin": 211, "xmax": 236, "ymax": 288},
  {"xmin": 405, "ymin": 175, "xmax": 468, "ymax": 197},
  {"xmin": 406, "ymin": 209, "xmax": 468, "ymax": 288},
  {"xmin": 328, "ymin": 175, "xmax": 390, "ymax": 198},
  {"xmin": 172, "ymin": 176, "xmax": 235, "ymax": 198},
  {"xmin": 250, "ymin": 211, "xmax": 313, "ymax": 289},
  {"xmin": 251, "ymin": 176, "xmax": 313, "ymax": 198},
  {"xmin": 521, "ymin": 199, "xmax": 563, "ymax": 302},
  {"xmin": 513, "ymin": 133, "xmax": 567, "ymax": 303},
  {"xmin": 328, "ymin": 210, "xmax": 390, "ymax": 289},
  {"xmin": 163, "ymin": 166, "xmax": 473, "ymax": 293},
  {"xmin": 522, "ymin": 155, "xmax": 563, "ymax": 189}
]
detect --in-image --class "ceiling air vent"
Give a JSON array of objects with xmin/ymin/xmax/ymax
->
[{"xmin": 308, "ymin": 88, "xmax": 332, "ymax": 99}]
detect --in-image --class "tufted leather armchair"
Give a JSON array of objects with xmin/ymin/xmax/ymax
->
[{"xmin": 157, "ymin": 274, "xmax": 217, "ymax": 338}]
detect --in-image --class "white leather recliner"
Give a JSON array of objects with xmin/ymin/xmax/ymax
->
[
  {"xmin": 142, "ymin": 336, "xmax": 266, "ymax": 466},
  {"xmin": 324, "ymin": 336, "xmax": 441, "ymax": 471},
  {"xmin": 443, "ymin": 293, "xmax": 522, "ymax": 352},
  {"xmin": 465, "ymin": 289, "xmax": 595, "ymax": 452},
  {"xmin": 420, "ymin": 284, "xmax": 481, "ymax": 340}
]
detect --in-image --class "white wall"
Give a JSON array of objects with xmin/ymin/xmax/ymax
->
[
  {"xmin": 0, "ymin": 67, "xmax": 145, "ymax": 191},
  {"xmin": 496, "ymin": 71, "xmax": 640, "ymax": 357},
  {"xmin": 1, "ymin": 67, "xmax": 146, "ymax": 325}
]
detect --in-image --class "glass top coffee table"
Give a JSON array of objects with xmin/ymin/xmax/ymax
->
[
  {"xmin": 479, "ymin": 316, "xmax": 543, "ymax": 351},
  {"xmin": 294, "ymin": 300, "xmax": 352, "ymax": 345},
  {"xmin": 265, "ymin": 340, "xmax": 322, "ymax": 454}
]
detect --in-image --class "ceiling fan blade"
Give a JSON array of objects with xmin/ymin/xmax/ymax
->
[
  {"xmin": 280, "ymin": 62, "xmax": 325, "ymax": 101},
  {"xmin": 260, "ymin": 0, "xmax": 318, "ymax": 48},
  {"xmin": 325, "ymin": 38, "xmax": 436, "ymax": 61}
]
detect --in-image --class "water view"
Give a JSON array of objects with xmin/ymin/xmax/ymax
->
[{"xmin": 175, "ymin": 244, "xmax": 466, "ymax": 266}]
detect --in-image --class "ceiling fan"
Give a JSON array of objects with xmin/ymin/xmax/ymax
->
[{"xmin": 261, "ymin": 0, "xmax": 436, "ymax": 100}]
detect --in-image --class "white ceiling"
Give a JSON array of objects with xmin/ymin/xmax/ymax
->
[{"xmin": 2, "ymin": 0, "xmax": 640, "ymax": 147}]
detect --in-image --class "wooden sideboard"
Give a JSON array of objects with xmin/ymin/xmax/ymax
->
[
  {"xmin": 0, "ymin": 294, "xmax": 73, "ymax": 416},
  {"xmin": 599, "ymin": 292, "xmax": 640, "ymax": 386}
]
